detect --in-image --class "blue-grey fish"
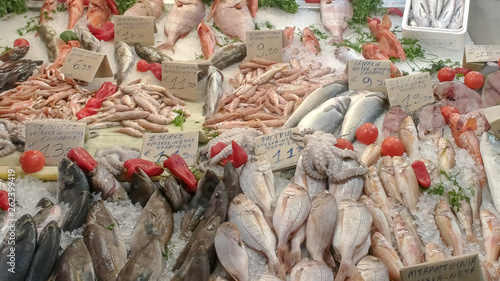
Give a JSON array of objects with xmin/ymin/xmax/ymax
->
[
  {"xmin": 25, "ymin": 221, "xmax": 61, "ymax": 281},
  {"xmin": 58, "ymin": 157, "xmax": 90, "ymax": 204},
  {"xmin": 203, "ymin": 66, "xmax": 224, "ymax": 119},
  {"xmin": 116, "ymin": 239, "xmax": 165, "ymax": 281},
  {"xmin": 114, "ymin": 41, "xmax": 134, "ymax": 85},
  {"xmin": 38, "ymin": 23, "xmax": 58, "ymax": 62},
  {"xmin": 297, "ymin": 95, "xmax": 351, "ymax": 134}
]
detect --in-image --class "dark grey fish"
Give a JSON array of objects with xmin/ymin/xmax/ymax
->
[
  {"xmin": 0, "ymin": 214, "xmax": 36, "ymax": 281},
  {"xmin": 0, "ymin": 59, "xmax": 43, "ymax": 92},
  {"xmin": 116, "ymin": 239, "xmax": 164, "ymax": 281},
  {"xmin": 91, "ymin": 163, "xmax": 127, "ymax": 200},
  {"xmin": 114, "ymin": 41, "xmax": 134, "ymax": 85},
  {"xmin": 61, "ymin": 190, "xmax": 92, "ymax": 232},
  {"xmin": 129, "ymin": 167, "xmax": 158, "ymax": 207},
  {"xmin": 0, "ymin": 45, "xmax": 29, "ymax": 62},
  {"xmin": 129, "ymin": 190, "xmax": 174, "ymax": 256},
  {"xmin": 203, "ymin": 65, "xmax": 224, "ymax": 118},
  {"xmin": 172, "ymin": 245, "xmax": 210, "ymax": 281},
  {"xmin": 52, "ymin": 238, "xmax": 96, "ymax": 281},
  {"xmin": 204, "ymin": 181, "xmax": 229, "ymax": 221},
  {"xmin": 74, "ymin": 24, "xmax": 101, "ymax": 52},
  {"xmin": 223, "ymin": 161, "xmax": 242, "ymax": 203},
  {"xmin": 57, "ymin": 157, "xmax": 90, "ymax": 204},
  {"xmin": 38, "ymin": 23, "xmax": 58, "ymax": 62},
  {"xmin": 134, "ymin": 43, "xmax": 173, "ymax": 64},
  {"xmin": 25, "ymin": 221, "xmax": 61, "ymax": 281},
  {"xmin": 198, "ymin": 42, "xmax": 247, "ymax": 80},
  {"xmin": 32, "ymin": 198, "xmax": 60, "ymax": 237},
  {"xmin": 36, "ymin": 197, "xmax": 54, "ymax": 208},
  {"xmin": 159, "ymin": 176, "xmax": 191, "ymax": 211}
]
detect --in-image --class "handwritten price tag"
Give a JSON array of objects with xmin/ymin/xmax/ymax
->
[
  {"xmin": 385, "ymin": 73, "xmax": 435, "ymax": 113},
  {"xmin": 483, "ymin": 105, "xmax": 500, "ymax": 140},
  {"xmin": 465, "ymin": 45, "xmax": 500, "ymax": 62},
  {"xmin": 114, "ymin": 15, "xmax": 155, "ymax": 45},
  {"xmin": 246, "ymin": 30, "xmax": 283, "ymax": 62},
  {"xmin": 60, "ymin": 48, "xmax": 112, "ymax": 82},
  {"xmin": 161, "ymin": 61, "xmax": 198, "ymax": 101},
  {"xmin": 25, "ymin": 121, "xmax": 86, "ymax": 166},
  {"xmin": 348, "ymin": 59, "xmax": 391, "ymax": 92},
  {"xmin": 400, "ymin": 253, "xmax": 482, "ymax": 281},
  {"xmin": 254, "ymin": 128, "xmax": 302, "ymax": 171},
  {"xmin": 141, "ymin": 131, "xmax": 199, "ymax": 166}
]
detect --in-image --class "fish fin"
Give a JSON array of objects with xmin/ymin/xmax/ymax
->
[
  {"xmin": 157, "ymin": 42, "xmax": 175, "ymax": 53},
  {"xmin": 463, "ymin": 118, "xmax": 477, "ymax": 132},
  {"xmin": 335, "ymin": 259, "xmax": 361, "ymax": 281},
  {"xmin": 208, "ymin": 0, "xmax": 220, "ymax": 20}
]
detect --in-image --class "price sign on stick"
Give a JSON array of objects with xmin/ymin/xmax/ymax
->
[
  {"xmin": 141, "ymin": 131, "xmax": 199, "ymax": 166},
  {"xmin": 254, "ymin": 128, "xmax": 302, "ymax": 171},
  {"xmin": 114, "ymin": 16, "xmax": 155, "ymax": 45},
  {"xmin": 348, "ymin": 59, "xmax": 391, "ymax": 92},
  {"xmin": 25, "ymin": 121, "xmax": 86, "ymax": 166},
  {"xmin": 246, "ymin": 30, "xmax": 284, "ymax": 62},
  {"xmin": 161, "ymin": 61, "xmax": 198, "ymax": 101},
  {"xmin": 465, "ymin": 45, "xmax": 500, "ymax": 62},
  {"xmin": 60, "ymin": 48, "xmax": 112, "ymax": 82},
  {"xmin": 385, "ymin": 73, "xmax": 435, "ymax": 113}
]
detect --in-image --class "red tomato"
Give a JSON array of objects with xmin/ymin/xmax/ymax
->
[
  {"xmin": 437, "ymin": 67, "xmax": 456, "ymax": 82},
  {"xmin": 0, "ymin": 190, "xmax": 8, "ymax": 211},
  {"xmin": 355, "ymin": 123, "xmax": 379, "ymax": 145},
  {"xmin": 13, "ymin": 38, "xmax": 29, "ymax": 47},
  {"xmin": 335, "ymin": 138, "xmax": 354, "ymax": 151},
  {"xmin": 137, "ymin": 59, "xmax": 150, "ymax": 72},
  {"xmin": 464, "ymin": 71, "xmax": 484, "ymax": 90},
  {"xmin": 454, "ymin": 67, "xmax": 470, "ymax": 76},
  {"xmin": 19, "ymin": 150, "xmax": 46, "ymax": 173},
  {"xmin": 440, "ymin": 106, "xmax": 460, "ymax": 124},
  {"xmin": 381, "ymin": 137, "xmax": 405, "ymax": 157}
]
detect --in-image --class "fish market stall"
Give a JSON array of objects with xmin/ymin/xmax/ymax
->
[{"xmin": 0, "ymin": 0, "xmax": 500, "ymax": 280}]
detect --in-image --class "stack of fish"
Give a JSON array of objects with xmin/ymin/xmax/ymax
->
[{"xmin": 409, "ymin": 0, "xmax": 466, "ymax": 29}]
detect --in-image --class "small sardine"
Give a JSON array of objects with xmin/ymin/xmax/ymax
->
[
  {"xmin": 203, "ymin": 66, "xmax": 224, "ymax": 119},
  {"xmin": 214, "ymin": 222, "xmax": 250, "ymax": 281},
  {"xmin": 411, "ymin": 0, "xmax": 431, "ymax": 27},
  {"xmin": 39, "ymin": 23, "xmax": 59, "ymax": 62},
  {"xmin": 114, "ymin": 41, "xmax": 134, "ymax": 85},
  {"xmin": 134, "ymin": 43, "xmax": 172, "ymax": 64}
]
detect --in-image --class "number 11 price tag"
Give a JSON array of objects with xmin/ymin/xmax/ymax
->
[
  {"xmin": 254, "ymin": 128, "xmax": 302, "ymax": 171},
  {"xmin": 161, "ymin": 61, "xmax": 199, "ymax": 101}
]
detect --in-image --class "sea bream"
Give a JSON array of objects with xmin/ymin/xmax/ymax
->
[
  {"xmin": 320, "ymin": 0, "xmax": 353, "ymax": 43},
  {"xmin": 290, "ymin": 261, "xmax": 334, "ymax": 281},
  {"xmin": 357, "ymin": 255, "xmax": 390, "ymax": 281},
  {"xmin": 214, "ymin": 222, "xmax": 250, "ymax": 281},
  {"xmin": 208, "ymin": 0, "xmax": 254, "ymax": 41}
]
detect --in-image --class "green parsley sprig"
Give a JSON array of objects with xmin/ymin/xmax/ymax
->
[{"xmin": 173, "ymin": 109, "xmax": 187, "ymax": 131}]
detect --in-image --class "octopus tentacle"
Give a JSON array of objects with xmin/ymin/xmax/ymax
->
[
  {"xmin": 94, "ymin": 145, "xmax": 141, "ymax": 176},
  {"xmin": 0, "ymin": 140, "xmax": 16, "ymax": 157},
  {"xmin": 327, "ymin": 167, "xmax": 368, "ymax": 182}
]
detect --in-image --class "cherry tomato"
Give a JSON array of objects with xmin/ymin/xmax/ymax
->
[
  {"xmin": 437, "ymin": 67, "xmax": 456, "ymax": 82},
  {"xmin": 19, "ymin": 150, "xmax": 46, "ymax": 173},
  {"xmin": 0, "ymin": 191, "xmax": 8, "ymax": 210},
  {"xmin": 13, "ymin": 38, "xmax": 29, "ymax": 47},
  {"xmin": 355, "ymin": 123, "xmax": 379, "ymax": 145},
  {"xmin": 137, "ymin": 59, "xmax": 150, "ymax": 72},
  {"xmin": 440, "ymin": 105, "xmax": 460, "ymax": 124},
  {"xmin": 381, "ymin": 137, "xmax": 405, "ymax": 157},
  {"xmin": 464, "ymin": 71, "xmax": 484, "ymax": 90},
  {"xmin": 335, "ymin": 138, "xmax": 354, "ymax": 151}
]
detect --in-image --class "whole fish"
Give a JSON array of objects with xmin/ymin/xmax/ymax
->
[
  {"xmin": 425, "ymin": 242, "xmax": 447, "ymax": 262},
  {"xmin": 214, "ymin": 222, "xmax": 250, "ymax": 281},
  {"xmin": 38, "ymin": 23, "xmax": 59, "ymax": 63},
  {"xmin": 297, "ymin": 95, "xmax": 350, "ymax": 134},
  {"xmin": 340, "ymin": 91, "xmax": 388, "ymax": 142},
  {"xmin": 61, "ymin": 190, "xmax": 92, "ymax": 232},
  {"xmin": 204, "ymin": 42, "xmax": 247, "ymax": 77},
  {"xmin": 480, "ymin": 209, "xmax": 500, "ymax": 261},
  {"xmin": 448, "ymin": 0, "xmax": 466, "ymax": 29},
  {"xmin": 38, "ymin": 0, "xmax": 58, "ymax": 27},
  {"xmin": 334, "ymin": 46, "xmax": 364, "ymax": 65},
  {"xmin": 116, "ymin": 239, "xmax": 164, "ymax": 281},
  {"xmin": 32, "ymin": 198, "xmax": 61, "ymax": 237},
  {"xmin": 293, "ymin": 154, "xmax": 327, "ymax": 198},
  {"xmin": 357, "ymin": 255, "xmax": 390, "ymax": 281},
  {"xmin": 0, "ymin": 45, "xmax": 29, "ymax": 62},
  {"xmin": 129, "ymin": 167, "xmax": 158, "ymax": 207},
  {"xmin": 25, "ymin": 221, "xmax": 61, "ymax": 281},
  {"xmin": 134, "ymin": 43, "xmax": 173, "ymax": 64},
  {"xmin": 329, "ymin": 159, "xmax": 365, "ymax": 202},
  {"xmin": 435, "ymin": 200, "xmax": 464, "ymax": 256},
  {"xmin": 480, "ymin": 132, "xmax": 500, "ymax": 214},
  {"xmin": 67, "ymin": 0, "xmax": 84, "ymax": 29},
  {"xmin": 371, "ymin": 232, "xmax": 403, "ymax": 281},
  {"xmin": 91, "ymin": 163, "xmax": 126, "ymax": 200},
  {"xmin": 393, "ymin": 156, "xmax": 420, "ymax": 211},
  {"xmin": 204, "ymin": 181, "xmax": 229, "ymax": 221},
  {"xmin": 456, "ymin": 200, "xmax": 481, "ymax": 244},
  {"xmin": 229, "ymin": 194, "xmax": 285, "ymax": 278},
  {"xmin": 208, "ymin": 0, "xmax": 254, "ymax": 41},
  {"xmin": 158, "ymin": 0, "xmax": 205, "ymax": 52},
  {"xmin": 197, "ymin": 20, "xmax": 217, "ymax": 59},
  {"xmin": 203, "ymin": 66, "xmax": 224, "ymax": 119},
  {"xmin": 333, "ymin": 200, "xmax": 372, "ymax": 281},
  {"xmin": 290, "ymin": 261, "xmax": 334, "ymax": 281},
  {"xmin": 399, "ymin": 116, "xmax": 420, "ymax": 160},
  {"xmin": 363, "ymin": 166, "xmax": 391, "ymax": 228},
  {"xmin": 411, "ymin": 0, "xmax": 431, "ymax": 27},
  {"xmin": 124, "ymin": 0, "xmax": 164, "ymax": 20},
  {"xmin": 87, "ymin": 0, "xmax": 112, "ymax": 29},
  {"xmin": 172, "ymin": 245, "xmax": 210, "ymax": 281},
  {"xmin": 438, "ymin": 137, "xmax": 455, "ymax": 173},
  {"xmin": 283, "ymin": 81, "xmax": 348, "ymax": 129},
  {"xmin": 74, "ymin": 24, "xmax": 101, "ymax": 52},
  {"xmin": 51, "ymin": 238, "xmax": 96, "ymax": 281},
  {"xmin": 114, "ymin": 41, "xmax": 134, "ymax": 86},
  {"xmin": 159, "ymin": 176, "xmax": 191, "ymax": 211},
  {"xmin": 223, "ymin": 161, "xmax": 243, "ymax": 203},
  {"xmin": 58, "ymin": 157, "xmax": 90, "ymax": 204},
  {"xmin": 239, "ymin": 155, "xmax": 276, "ymax": 227},
  {"xmin": 129, "ymin": 190, "xmax": 174, "ymax": 256},
  {"xmin": 360, "ymin": 143, "xmax": 382, "ymax": 167},
  {"xmin": 306, "ymin": 191, "xmax": 337, "ymax": 267},
  {"xmin": 302, "ymin": 27, "xmax": 321, "ymax": 54},
  {"xmin": 433, "ymin": 0, "xmax": 455, "ymax": 28},
  {"xmin": 320, "ymin": 0, "xmax": 353, "ymax": 43},
  {"xmin": 378, "ymin": 156, "xmax": 403, "ymax": 203},
  {"xmin": 359, "ymin": 195, "xmax": 392, "ymax": 243}
]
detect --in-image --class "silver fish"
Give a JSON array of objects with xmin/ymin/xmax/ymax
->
[
  {"xmin": 283, "ymin": 81, "xmax": 348, "ymax": 129},
  {"xmin": 480, "ymin": 132, "xmax": 500, "ymax": 214},
  {"xmin": 411, "ymin": 0, "xmax": 431, "ymax": 27},
  {"xmin": 480, "ymin": 209, "xmax": 500, "ymax": 262},
  {"xmin": 357, "ymin": 255, "xmax": 390, "ymax": 281},
  {"xmin": 433, "ymin": 0, "xmax": 456, "ymax": 28},
  {"xmin": 435, "ymin": 200, "xmax": 464, "ymax": 256},
  {"xmin": 25, "ymin": 221, "xmax": 61, "ymax": 281},
  {"xmin": 214, "ymin": 222, "xmax": 250, "ymax": 281},
  {"xmin": 334, "ymin": 46, "xmax": 364, "ymax": 65},
  {"xmin": 398, "ymin": 116, "xmax": 420, "ymax": 161},
  {"xmin": 290, "ymin": 261, "xmax": 334, "ymax": 281},
  {"xmin": 203, "ymin": 66, "xmax": 224, "ymax": 119},
  {"xmin": 38, "ymin": 23, "xmax": 59, "ymax": 62},
  {"xmin": 116, "ymin": 239, "xmax": 164, "ymax": 281},
  {"xmin": 273, "ymin": 183, "xmax": 311, "ymax": 272},
  {"xmin": 74, "ymin": 24, "xmax": 101, "ymax": 52},
  {"xmin": 134, "ymin": 43, "xmax": 172, "ymax": 64},
  {"xmin": 393, "ymin": 156, "xmax": 420, "ymax": 211},
  {"xmin": 425, "ymin": 242, "xmax": 447, "ymax": 262},
  {"xmin": 371, "ymin": 232, "xmax": 403, "ymax": 281},
  {"xmin": 51, "ymin": 238, "xmax": 96, "ymax": 281},
  {"xmin": 340, "ymin": 91, "xmax": 388, "ymax": 142},
  {"xmin": 447, "ymin": 0, "xmax": 465, "ymax": 29},
  {"xmin": 114, "ymin": 41, "xmax": 134, "ymax": 85},
  {"xmin": 297, "ymin": 95, "xmax": 351, "ymax": 134}
]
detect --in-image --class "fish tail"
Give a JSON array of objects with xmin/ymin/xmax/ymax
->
[
  {"xmin": 335, "ymin": 259, "xmax": 360, "ymax": 281},
  {"xmin": 268, "ymin": 255, "xmax": 286, "ymax": 279},
  {"xmin": 277, "ymin": 241, "xmax": 293, "ymax": 273},
  {"xmin": 157, "ymin": 42, "xmax": 175, "ymax": 53}
]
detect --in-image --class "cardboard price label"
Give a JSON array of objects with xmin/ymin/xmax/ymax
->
[
  {"xmin": 114, "ymin": 15, "xmax": 155, "ymax": 45},
  {"xmin": 246, "ymin": 30, "xmax": 284, "ymax": 62},
  {"xmin": 465, "ymin": 45, "xmax": 500, "ymax": 62},
  {"xmin": 60, "ymin": 48, "xmax": 112, "ymax": 82},
  {"xmin": 348, "ymin": 59, "xmax": 391, "ymax": 91},
  {"xmin": 483, "ymin": 105, "xmax": 500, "ymax": 139},
  {"xmin": 161, "ymin": 61, "xmax": 198, "ymax": 101},
  {"xmin": 141, "ymin": 131, "xmax": 199, "ymax": 166},
  {"xmin": 400, "ymin": 253, "xmax": 483, "ymax": 281},
  {"xmin": 25, "ymin": 121, "xmax": 86, "ymax": 166},
  {"xmin": 254, "ymin": 128, "xmax": 302, "ymax": 171},
  {"xmin": 385, "ymin": 73, "xmax": 435, "ymax": 113}
]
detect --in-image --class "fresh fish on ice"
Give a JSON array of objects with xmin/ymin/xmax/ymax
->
[
  {"xmin": 480, "ymin": 209, "xmax": 500, "ymax": 261},
  {"xmin": 134, "ymin": 43, "xmax": 173, "ymax": 64},
  {"xmin": 393, "ymin": 156, "xmax": 420, "ymax": 211},
  {"xmin": 434, "ymin": 200, "xmax": 464, "ymax": 256},
  {"xmin": 74, "ymin": 24, "xmax": 101, "ymax": 52},
  {"xmin": 329, "ymin": 159, "xmax": 365, "ymax": 202},
  {"xmin": 296, "ymin": 95, "xmax": 351, "ymax": 134},
  {"xmin": 425, "ymin": 242, "xmax": 447, "ymax": 262},
  {"xmin": 357, "ymin": 255, "xmax": 390, "ymax": 281},
  {"xmin": 481, "ymin": 132, "xmax": 500, "ymax": 214},
  {"xmin": 334, "ymin": 46, "xmax": 364, "ymax": 65},
  {"xmin": 360, "ymin": 143, "xmax": 382, "ymax": 167},
  {"xmin": 57, "ymin": 157, "xmax": 90, "ymax": 204},
  {"xmin": 116, "ymin": 239, "xmax": 164, "ymax": 281},
  {"xmin": 203, "ymin": 66, "xmax": 224, "ymax": 119},
  {"xmin": 320, "ymin": 0, "xmax": 353, "ymax": 43},
  {"xmin": 38, "ymin": 23, "xmax": 59, "ymax": 63},
  {"xmin": 371, "ymin": 232, "xmax": 403, "ymax": 281},
  {"xmin": 378, "ymin": 156, "xmax": 403, "ymax": 203},
  {"xmin": 114, "ymin": 41, "xmax": 134, "ymax": 86},
  {"xmin": 456, "ymin": 199, "xmax": 481, "ymax": 245},
  {"xmin": 25, "ymin": 221, "xmax": 61, "ymax": 281},
  {"xmin": 360, "ymin": 195, "xmax": 392, "ymax": 243},
  {"xmin": 214, "ymin": 222, "xmax": 250, "ymax": 281},
  {"xmin": 398, "ymin": 116, "xmax": 420, "ymax": 161},
  {"xmin": 208, "ymin": 0, "xmax": 254, "ymax": 41},
  {"xmin": 61, "ymin": 190, "xmax": 92, "ymax": 232},
  {"xmin": 290, "ymin": 261, "xmax": 334, "ymax": 281},
  {"xmin": 411, "ymin": 0, "xmax": 431, "ymax": 27},
  {"xmin": 51, "ymin": 238, "xmax": 96, "ymax": 281},
  {"xmin": 382, "ymin": 106, "xmax": 409, "ymax": 138},
  {"xmin": 438, "ymin": 137, "xmax": 455, "ymax": 174}
]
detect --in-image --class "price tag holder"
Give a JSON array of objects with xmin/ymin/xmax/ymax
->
[
  {"xmin": 141, "ymin": 131, "xmax": 199, "ymax": 166},
  {"xmin": 348, "ymin": 59, "xmax": 391, "ymax": 92},
  {"xmin": 254, "ymin": 128, "xmax": 303, "ymax": 171},
  {"xmin": 385, "ymin": 73, "xmax": 435, "ymax": 113},
  {"xmin": 246, "ymin": 30, "xmax": 283, "ymax": 62},
  {"xmin": 465, "ymin": 45, "xmax": 500, "ymax": 63},
  {"xmin": 60, "ymin": 48, "xmax": 112, "ymax": 82},
  {"xmin": 400, "ymin": 253, "xmax": 483, "ymax": 281},
  {"xmin": 25, "ymin": 121, "xmax": 86, "ymax": 166},
  {"xmin": 161, "ymin": 61, "xmax": 198, "ymax": 101},
  {"xmin": 483, "ymin": 105, "xmax": 500, "ymax": 139},
  {"xmin": 114, "ymin": 15, "xmax": 155, "ymax": 45}
]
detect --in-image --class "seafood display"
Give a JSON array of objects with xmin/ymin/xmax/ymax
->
[{"xmin": 409, "ymin": 0, "xmax": 466, "ymax": 29}]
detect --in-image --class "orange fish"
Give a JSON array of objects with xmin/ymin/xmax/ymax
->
[
  {"xmin": 36, "ymin": 0, "xmax": 58, "ymax": 36},
  {"xmin": 87, "ymin": 0, "xmax": 112, "ymax": 29},
  {"xmin": 197, "ymin": 20, "xmax": 217, "ymax": 59},
  {"xmin": 362, "ymin": 40, "xmax": 402, "ymax": 78},
  {"xmin": 247, "ymin": 0, "xmax": 258, "ymax": 18},
  {"xmin": 302, "ymin": 27, "xmax": 321, "ymax": 54},
  {"xmin": 283, "ymin": 26, "xmax": 295, "ymax": 46},
  {"xmin": 49, "ymin": 40, "xmax": 82, "ymax": 70},
  {"xmin": 67, "ymin": 0, "xmax": 84, "ymax": 29},
  {"xmin": 368, "ymin": 15, "xmax": 406, "ymax": 60}
]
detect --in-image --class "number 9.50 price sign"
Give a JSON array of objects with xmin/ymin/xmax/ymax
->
[
  {"xmin": 246, "ymin": 30, "xmax": 284, "ymax": 62},
  {"xmin": 385, "ymin": 72, "xmax": 435, "ymax": 113}
]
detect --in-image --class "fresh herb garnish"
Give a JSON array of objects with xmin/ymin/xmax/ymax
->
[
  {"xmin": 106, "ymin": 223, "xmax": 115, "ymax": 230},
  {"xmin": 419, "ymin": 59, "xmax": 461, "ymax": 76},
  {"xmin": 258, "ymin": 0, "xmax": 298, "ymax": 14},
  {"xmin": 332, "ymin": 25, "xmax": 376, "ymax": 53},
  {"xmin": 426, "ymin": 170, "xmax": 473, "ymax": 212},
  {"xmin": 194, "ymin": 53, "xmax": 205, "ymax": 60},
  {"xmin": 162, "ymin": 247, "xmax": 173, "ymax": 260},
  {"xmin": 173, "ymin": 109, "xmax": 187, "ymax": 131},
  {"xmin": 0, "ymin": 0, "xmax": 28, "ymax": 18},
  {"xmin": 0, "ymin": 46, "xmax": 11, "ymax": 55},
  {"xmin": 116, "ymin": 0, "xmax": 138, "ymax": 14},
  {"xmin": 350, "ymin": 0, "xmax": 387, "ymax": 25},
  {"xmin": 17, "ymin": 15, "xmax": 40, "ymax": 36},
  {"xmin": 265, "ymin": 21, "xmax": 275, "ymax": 29},
  {"xmin": 308, "ymin": 25, "xmax": 329, "ymax": 40}
]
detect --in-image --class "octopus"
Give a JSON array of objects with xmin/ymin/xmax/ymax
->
[
  {"xmin": 0, "ymin": 119, "xmax": 22, "ymax": 156},
  {"xmin": 293, "ymin": 130, "xmax": 368, "ymax": 182},
  {"xmin": 198, "ymin": 127, "xmax": 263, "ymax": 173},
  {"xmin": 94, "ymin": 145, "xmax": 141, "ymax": 176}
]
